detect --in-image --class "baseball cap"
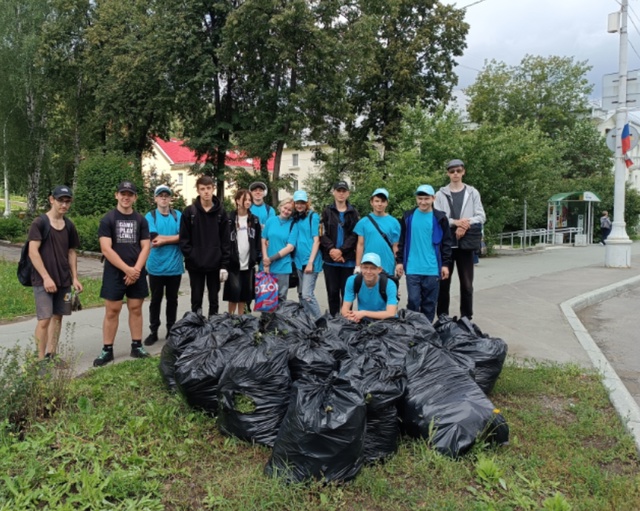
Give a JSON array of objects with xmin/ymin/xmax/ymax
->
[
  {"xmin": 154, "ymin": 184, "xmax": 172, "ymax": 196},
  {"xmin": 416, "ymin": 184, "xmax": 435, "ymax": 196},
  {"xmin": 361, "ymin": 253, "xmax": 382, "ymax": 267},
  {"xmin": 446, "ymin": 159, "xmax": 465, "ymax": 169},
  {"xmin": 293, "ymin": 190, "xmax": 308, "ymax": 202},
  {"xmin": 333, "ymin": 181, "xmax": 349, "ymax": 191},
  {"xmin": 371, "ymin": 188, "xmax": 389, "ymax": 200},
  {"xmin": 117, "ymin": 181, "xmax": 138, "ymax": 194},
  {"xmin": 249, "ymin": 181, "xmax": 267, "ymax": 191},
  {"xmin": 51, "ymin": 185, "xmax": 73, "ymax": 199}
]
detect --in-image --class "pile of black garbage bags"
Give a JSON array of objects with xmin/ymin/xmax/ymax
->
[{"xmin": 159, "ymin": 301, "xmax": 510, "ymax": 484}]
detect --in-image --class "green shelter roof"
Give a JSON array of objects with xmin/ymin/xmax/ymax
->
[{"xmin": 548, "ymin": 191, "xmax": 601, "ymax": 202}]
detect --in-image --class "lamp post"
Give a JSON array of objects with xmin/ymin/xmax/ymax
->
[
  {"xmin": 606, "ymin": 0, "xmax": 633, "ymax": 267},
  {"xmin": 2, "ymin": 106, "xmax": 16, "ymax": 219}
]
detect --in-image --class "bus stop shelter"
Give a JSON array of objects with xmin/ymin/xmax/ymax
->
[{"xmin": 547, "ymin": 191, "xmax": 601, "ymax": 245}]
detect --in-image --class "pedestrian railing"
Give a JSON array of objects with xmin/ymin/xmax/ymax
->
[{"xmin": 497, "ymin": 227, "xmax": 581, "ymax": 249}]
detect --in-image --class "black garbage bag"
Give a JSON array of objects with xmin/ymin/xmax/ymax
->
[
  {"xmin": 159, "ymin": 311, "xmax": 211, "ymax": 391},
  {"xmin": 174, "ymin": 338, "xmax": 226, "ymax": 415},
  {"xmin": 434, "ymin": 315, "xmax": 508, "ymax": 394},
  {"xmin": 260, "ymin": 300, "xmax": 316, "ymax": 336},
  {"xmin": 287, "ymin": 330, "xmax": 337, "ymax": 381},
  {"xmin": 348, "ymin": 322, "xmax": 408, "ymax": 365},
  {"xmin": 265, "ymin": 374, "xmax": 366, "ymax": 484},
  {"xmin": 216, "ymin": 314, "xmax": 262, "ymax": 360},
  {"xmin": 315, "ymin": 312, "xmax": 362, "ymax": 346},
  {"xmin": 340, "ymin": 353, "xmax": 406, "ymax": 463},
  {"xmin": 400, "ymin": 342, "xmax": 509, "ymax": 458},
  {"xmin": 217, "ymin": 334, "xmax": 291, "ymax": 446}
]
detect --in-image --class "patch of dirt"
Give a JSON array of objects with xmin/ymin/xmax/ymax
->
[{"xmin": 538, "ymin": 395, "xmax": 577, "ymax": 423}]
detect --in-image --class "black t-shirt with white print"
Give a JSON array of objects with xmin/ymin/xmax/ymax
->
[{"xmin": 98, "ymin": 209, "xmax": 150, "ymax": 269}]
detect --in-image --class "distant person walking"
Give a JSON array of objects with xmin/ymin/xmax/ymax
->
[
  {"xmin": 143, "ymin": 185, "xmax": 183, "ymax": 346},
  {"xmin": 320, "ymin": 181, "xmax": 360, "ymax": 316},
  {"xmin": 396, "ymin": 185, "xmax": 452, "ymax": 322},
  {"xmin": 600, "ymin": 211, "xmax": 612, "ymax": 245},
  {"xmin": 179, "ymin": 175, "xmax": 231, "ymax": 317},
  {"xmin": 27, "ymin": 185, "xmax": 83, "ymax": 362},
  {"xmin": 94, "ymin": 181, "xmax": 151, "ymax": 367},
  {"xmin": 225, "ymin": 189, "xmax": 262, "ymax": 315},
  {"xmin": 434, "ymin": 159, "xmax": 486, "ymax": 320}
]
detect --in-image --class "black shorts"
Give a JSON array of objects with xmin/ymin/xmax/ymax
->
[
  {"xmin": 100, "ymin": 264, "xmax": 149, "ymax": 301},
  {"xmin": 223, "ymin": 269, "xmax": 254, "ymax": 303}
]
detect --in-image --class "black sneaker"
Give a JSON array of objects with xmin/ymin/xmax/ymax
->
[
  {"xmin": 93, "ymin": 349, "xmax": 114, "ymax": 367},
  {"xmin": 130, "ymin": 345, "xmax": 150, "ymax": 359},
  {"xmin": 143, "ymin": 332, "xmax": 159, "ymax": 346}
]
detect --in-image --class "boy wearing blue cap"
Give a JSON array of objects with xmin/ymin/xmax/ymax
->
[
  {"xmin": 353, "ymin": 188, "xmax": 401, "ymax": 276},
  {"xmin": 341, "ymin": 252, "xmax": 398, "ymax": 322},
  {"xmin": 396, "ymin": 185, "xmax": 452, "ymax": 322}
]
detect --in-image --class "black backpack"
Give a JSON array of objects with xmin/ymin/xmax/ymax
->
[
  {"xmin": 352, "ymin": 272, "xmax": 400, "ymax": 303},
  {"xmin": 17, "ymin": 214, "xmax": 72, "ymax": 286}
]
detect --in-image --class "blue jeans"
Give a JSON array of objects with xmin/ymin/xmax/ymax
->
[
  {"xmin": 406, "ymin": 274, "xmax": 440, "ymax": 322},
  {"xmin": 297, "ymin": 269, "xmax": 322, "ymax": 320},
  {"xmin": 274, "ymin": 273, "xmax": 290, "ymax": 302}
]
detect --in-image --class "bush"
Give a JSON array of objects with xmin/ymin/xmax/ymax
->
[
  {"xmin": 74, "ymin": 152, "xmax": 144, "ymax": 217},
  {"xmin": 70, "ymin": 215, "xmax": 102, "ymax": 252},
  {"xmin": 0, "ymin": 342, "xmax": 75, "ymax": 435},
  {"xmin": 0, "ymin": 215, "xmax": 28, "ymax": 242}
]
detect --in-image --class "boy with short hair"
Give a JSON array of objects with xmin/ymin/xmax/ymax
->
[
  {"xmin": 94, "ymin": 181, "xmax": 151, "ymax": 367},
  {"xmin": 28, "ymin": 185, "xmax": 83, "ymax": 362}
]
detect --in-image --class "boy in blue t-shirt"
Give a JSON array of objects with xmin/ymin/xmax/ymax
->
[
  {"xmin": 249, "ymin": 181, "xmax": 275, "ymax": 228},
  {"xmin": 341, "ymin": 252, "xmax": 398, "ymax": 323},
  {"xmin": 353, "ymin": 188, "xmax": 401, "ymax": 276},
  {"xmin": 395, "ymin": 184, "xmax": 452, "ymax": 322}
]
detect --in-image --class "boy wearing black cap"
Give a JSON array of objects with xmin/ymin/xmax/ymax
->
[
  {"xmin": 319, "ymin": 181, "xmax": 360, "ymax": 315},
  {"xmin": 27, "ymin": 185, "xmax": 83, "ymax": 362},
  {"xmin": 94, "ymin": 181, "xmax": 151, "ymax": 366},
  {"xmin": 249, "ymin": 181, "xmax": 274, "ymax": 228}
]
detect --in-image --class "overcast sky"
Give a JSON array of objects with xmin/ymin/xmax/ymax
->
[{"xmin": 443, "ymin": 0, "xmax": 640, "ymax": 103}]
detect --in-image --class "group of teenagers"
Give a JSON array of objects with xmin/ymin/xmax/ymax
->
[{"xmin": 26, "ymin": 158, "xmax": 485, "ymax": 368}]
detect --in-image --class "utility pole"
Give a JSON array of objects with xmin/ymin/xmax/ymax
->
[
  {"xmin": 606, "ymin": 0, "xmax": 633, "ymax": 267},
  {"xmin": 2, "ymin": 107, "xmax": 15, "ymax": 218}
]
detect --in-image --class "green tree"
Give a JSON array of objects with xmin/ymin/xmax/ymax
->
[
  {"xmin": 465, "ymin": 55, "xmax": 593, "ymax": 138},
  {"xmin": 344, "ymin": 0, "xmax": 468, "ymax": 154}
]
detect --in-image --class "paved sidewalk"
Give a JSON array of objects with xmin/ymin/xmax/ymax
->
[{"xmin": 2, "ymin": 240, "xmax": 640, "ymax": 446}]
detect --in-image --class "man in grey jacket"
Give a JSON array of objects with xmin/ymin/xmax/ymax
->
[{"xmin": 434, "ymin": 159, "xmax": 486, "ymax": 319}]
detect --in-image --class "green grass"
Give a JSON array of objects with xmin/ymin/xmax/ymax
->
[
  {"xmin": 0, "ymin": 260, "xmax": 103, "ymax": 321},
  {"xmin": 0, "ymin": 357, "xmax": 638, "ymax": 510}
]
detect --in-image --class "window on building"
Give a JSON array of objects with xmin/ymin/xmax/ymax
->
[
  {"xmin": 293, "ymin": 179, "xmax": 299, "ymax": 191},
  {"xmin": 178, "ymin": 173, "xmax": 184, "ymax": 185},
  {"xmin": 292, "ymin": 153, "xmax": 299, "ymax": 167}
]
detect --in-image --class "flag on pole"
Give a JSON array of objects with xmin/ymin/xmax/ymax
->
[{"xmin": 622, "ymin": 124, "xmax": 633, "ymax": 168}]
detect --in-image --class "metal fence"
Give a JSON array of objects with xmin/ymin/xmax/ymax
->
[{"xmin": 496, "ymin": 227, "xmax": 581, "ymax": 250}]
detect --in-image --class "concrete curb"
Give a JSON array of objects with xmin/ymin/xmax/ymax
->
[{"xmin": 561, "ymin": 274, "xmax": 640, "ymax": 455}]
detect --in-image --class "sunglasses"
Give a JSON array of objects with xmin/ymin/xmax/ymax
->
[
  {"xmin": 447, "ymin": 168, "xmax": 464, "ymax": 174},
  {"xmin": 55, "ymin": 198, "xmax": 73, "ymax": 205}
]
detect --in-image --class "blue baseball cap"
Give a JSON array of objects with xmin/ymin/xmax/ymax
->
[
  {"xmin": 361, "ymin": 253, "xmax": 382, "ymax": 267},
  {"xmin": 293, "ymin": 190, "xmax": 308, "ymax": 202},
  {"xmin": 371, "ymin": 188, "xmax": 389, "ymax": 200},
  {"xmin": 154, "ymin": 184, "xmax": 172, "ymax": 196},
  {"xmin": 416, "ymin": 184, "xmax": 435, "ymax": 196}
]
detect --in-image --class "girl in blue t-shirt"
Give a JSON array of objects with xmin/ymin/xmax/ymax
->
[
  {"xmin": 262, "ymin": 198, "xmax": 295, "ymax": 301},
  {"xmin": 289, "ymin": 190, "xmax": 323, "ymax": 319}
]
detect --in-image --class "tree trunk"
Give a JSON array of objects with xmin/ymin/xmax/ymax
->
[{"xmin": 272, "ymin": 139, "xmax": 285, "ymax": 206}]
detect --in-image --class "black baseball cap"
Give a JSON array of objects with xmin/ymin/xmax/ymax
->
[
  {"xmin": 51, "ymin": 185, "xmax": 73, "ymax": 199},
  {"xmin": 249, "ymin": 181, "xmax": 267, "ymax": 191},
  {"xmin": 117, "ymin": 181, "xmax": 138, "ymax": 194},
  {"xmin": 333, "ymin": 181, "xmax": 350, "ymax": 191}
]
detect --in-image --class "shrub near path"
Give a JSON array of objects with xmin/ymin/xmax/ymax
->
[{"xmin": 0, "ymin": 356, "xmax": 639, "ymax": 511}]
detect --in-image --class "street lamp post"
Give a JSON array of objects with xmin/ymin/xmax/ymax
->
[{"xmin": 606, "ymin": 0, "xmax": 633, "ymax": 267}]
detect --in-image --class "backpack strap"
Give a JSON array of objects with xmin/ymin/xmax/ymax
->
[
  {"xmin": 151, "ymin": 208, "xmax": 178, "ymax": 224},
  {"xmin": 366, "ymin": 214, "xmax": 394, "ymax": 254},
  {"xmin": 353, "ymin": 272, "xmax": 387, "ymax": 302}
]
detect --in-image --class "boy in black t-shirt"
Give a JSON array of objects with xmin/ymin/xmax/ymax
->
[
  {"xmin": 28, "ymin": 185, "xmax": 83, "ymax": 363},
  {"xmin": 94, "ymin": 181, "xmax": 151, "ymax": 367}
]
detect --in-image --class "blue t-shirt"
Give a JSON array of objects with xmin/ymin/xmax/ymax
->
[
  {"xmin": 145, "ymin": 209, "xmax": 184, "ymax": 276},
  {"xmin": 289, "ymin": 213, "xmax": 323, "ymax": 273},
  {"xmin": 344, "ymin": 274, "xmax": 398, "ymax": 312},
  {"xmin": 406, "ymin": 210, "xmax": 438, "ymax": 276},
  {"xmin": 353, "ymin": 214, "xmax": 401, "ymax": 275},
  {"xmin": 262, "ymin": 215, "xmax": 293, "ymax": 274},
  {"xmin": 251, "ymin": 203, "xmax": 275, "ymax": 227}
]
